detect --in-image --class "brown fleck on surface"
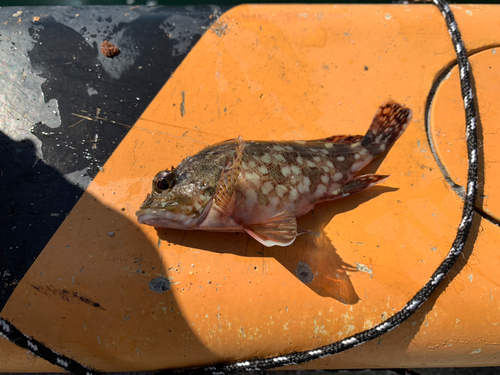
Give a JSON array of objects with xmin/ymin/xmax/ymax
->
[
  {"xmin": 30, "ymin": 284, "xmax": 105, "ymax": 311},
  {"xmin": 100, "ymin": 40, "xmax": 120, "ymax": 58}
]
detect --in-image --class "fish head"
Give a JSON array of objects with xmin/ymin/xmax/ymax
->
[{"xmin": 136, "ymin": 168, "xmax": 215, "ymax": 228}]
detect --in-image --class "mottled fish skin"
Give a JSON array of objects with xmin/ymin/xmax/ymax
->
[{"xmin": 136, "ymin": 100, "xmax": 412, "ymax": 247}]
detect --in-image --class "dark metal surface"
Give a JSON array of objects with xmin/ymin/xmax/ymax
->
[{"xmin": 0, "ymin": 5, "xmax": 223, "ymax": 309}]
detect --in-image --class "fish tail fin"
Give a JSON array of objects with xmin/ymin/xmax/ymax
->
[{"xmin": 361, "ymin": 100, "xmax": 412, "ymax": 156}]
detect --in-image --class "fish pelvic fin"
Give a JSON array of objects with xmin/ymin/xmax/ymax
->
[
  {"xmin": 244, "ymin": 210, "xmax": 298, "ymax": 247},
  {"xmin": 331, "ymin": 174, "xmax": 390, "ymax": 198},
  {"xmin": 214, "ymin": 136, "xmax": 245, "ymax": 214},
  {"xmin": 361, "ymin": 100, "xmax": 412, "ymax": 156}
]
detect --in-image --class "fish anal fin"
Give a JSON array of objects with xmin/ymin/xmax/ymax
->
[
  {"xmin": 332, "ymin": 174, "xmax": 389, "ymax": 198},
  {"xmin": 214, "ymin": 136, "xmax": 245, "ymax": 213},
  {"xmin": 244, "ymin": 211, "xmax": 297, "ymax": 247}
]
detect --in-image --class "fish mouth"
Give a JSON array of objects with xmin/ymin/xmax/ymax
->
[
  {"xmin": 136, "ymin": 194, "xmax": 183, "ymax": 225},
  {"xmin": 136, "ymin": 207, "xmax": 198, "ymax": 228},
  {"xmin": 136, "ymin": 199, "xmax": 213, "ymax": 229},
  {"xmin": 136, "ymin": 197, "xmax": 187, "ymax": 226}
]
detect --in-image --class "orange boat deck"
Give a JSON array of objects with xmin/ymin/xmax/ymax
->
[{"xmin": 1, "ymin": 4, "xmax": 500, "ymax": 372}]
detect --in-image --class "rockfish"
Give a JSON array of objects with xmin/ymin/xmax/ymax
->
[{"xmin": 136, "ymin": 100, "xmax": 412, "ymax": 247}]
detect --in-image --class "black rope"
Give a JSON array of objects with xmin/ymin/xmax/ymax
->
[
  {"xmin": 0, "ymin": 1, "xmax": 478, "ymax": 374},
  {"xmin": 0, "ymin": 317, "xmax": 101, "ymax": 375}
]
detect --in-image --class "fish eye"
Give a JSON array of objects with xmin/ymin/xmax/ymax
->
[{"xmin": 153, "ymin": 170, "xmax": 176, "ymax": 192}]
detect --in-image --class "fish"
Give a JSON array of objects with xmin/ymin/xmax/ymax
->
[{"xmin": 136, "ymin": 100, "xmax": 412, "ymax": 247}]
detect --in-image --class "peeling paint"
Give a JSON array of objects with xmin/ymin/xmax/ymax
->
[
  {"xmin": 148, "ymin": 277, "xmax": 171, "ymax": 293},
  {"xmin": 181, "ymin": 91, "xmax": 186, "ymax": 117},
  {"xmin": 295, "ymin": 262, "xmax": 314, "ymax": 284},
  {"xmin": 343, "ymin": 324, "xmax": 355, "ymax": 335},
  {"xmin": 355, "ymin": 262, "xmax": 373, "ymax": 278},
  {"xmin": 0, "ymin": 18, "xmax": 61, "ymax": 159},
  {"xmin": 63, "ymin": 167, "xmax": 92, "ymax": 189},
  {"xmin": 313, "ymin": 320, "xmax": 327, "ymax": 336}
]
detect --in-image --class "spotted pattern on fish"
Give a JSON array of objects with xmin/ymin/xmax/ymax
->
[{"xmin": 137, "ymin": 100, "xmax": 412, "ymax": 247}]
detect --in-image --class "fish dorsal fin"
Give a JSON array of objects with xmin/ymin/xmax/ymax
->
[
  {"xmin": 213, "ymin": 136, "xmax": 245, "ymax": 213},
  {"xmin": 244, "ymin": 211, "xmax": 297, "ymax": 247},
  {"xmin": 319, "ymin": 134, "xmax": 363, "ymax": 144},
  {"xmin": 298, "ymin": 135, "xmax": 363, "ymax": 148}
]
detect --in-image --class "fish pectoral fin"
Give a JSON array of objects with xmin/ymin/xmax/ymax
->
[
  {"xmin": 332, "ymin": 174, "xmax": 390, "ymax": 198},
  {"xmin": 213, "ymin": 136, "xmax": 245, "ymax": 213},
  {"xmin": 244, "ymin": 211, "xmax": 298, "ymax": 247}
]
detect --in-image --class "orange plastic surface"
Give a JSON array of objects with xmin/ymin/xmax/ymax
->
[{"xmin": 2, "ymin": 4, "xmax": 500, "ymax": 372}]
